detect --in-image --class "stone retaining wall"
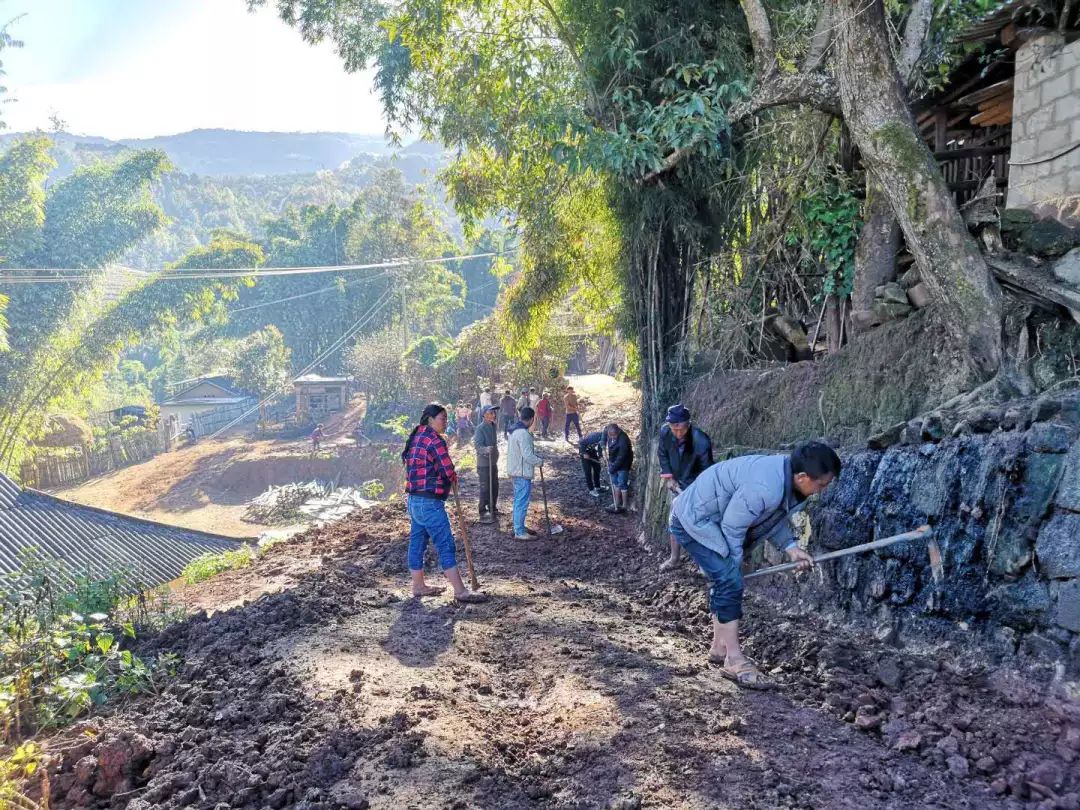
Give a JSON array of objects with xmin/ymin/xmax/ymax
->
[{"xmin": 754, "ymin": 397, "xmax": 1080, "ymax": 673}]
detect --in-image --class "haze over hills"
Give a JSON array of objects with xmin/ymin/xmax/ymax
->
[
  {"xmin": 0, "ymin": 129, "xmax": 454, "ymax": 269},
  {"xmin": 0, "ymin": 128, "xmax": 436, "ymax": 177}
]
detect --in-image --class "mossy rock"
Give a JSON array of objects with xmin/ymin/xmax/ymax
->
[
  {"xmin": 1000, "ymin": 208, "xmax": 1037, "ymax": 234},
  {"xmin": 1019, "ymin": 218, "xmax": 1080, "ymax": 258}
]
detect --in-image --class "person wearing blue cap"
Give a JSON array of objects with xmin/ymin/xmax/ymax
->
[{"xmin": 657, "ymin": 404, "xmax": 715, "ymax": 572}]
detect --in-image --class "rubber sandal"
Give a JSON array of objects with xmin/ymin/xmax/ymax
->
[
  {"xmin": 717, "ymin": 660, "xmax": 774, "ymax": 690},
  {"xmin": 411, "ymin": 586, "xmax": 445, "ymax": 597},
  {"xmin": 454, "ymin": 592, "xmax": 489, "ymax": 604}
]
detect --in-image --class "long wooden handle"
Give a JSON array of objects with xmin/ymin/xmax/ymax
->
[
  {"xmin": 452, "ymin": 481, "xmax": 480, "ymax": 589},
  {"xmin": 745, "ymin": 526, "xmax": 932, "ymax": 580},
  {"xmin": 539, "ymin": 465, "xmax": 553, "ymax": 534}
]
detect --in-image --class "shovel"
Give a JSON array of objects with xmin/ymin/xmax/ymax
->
[
  {"xmin": 745, "ymin": 525, "xmax": 942, "ymax": 583},
  {"xmin": 538, "ymin": 465, "xmax": 564, "ymax": 536}
]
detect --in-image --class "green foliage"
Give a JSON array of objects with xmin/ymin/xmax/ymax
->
[
  {"xmin": 377, "ymin": 413, "xmax": 412, "ymax": 439},
  {"xmin": 232, "ymin": 325, "xmax": 292, "ymax": 398},
  {"xmin": 799, "ymin": 171, "xmax": 862, "ymax": 299},
  {"xmin": 0, "ymin": 741, "xmax": 43, "ymax": 810},
  {"xmin": 405, "ymin": 334, "xmax": 451, "ymax": 367},
  {"xmin": 0, "ymin": 136, "xmax": 55, "ymax": 268},
  {"xmin": 0, "ymin": 555, "xmax": 180, "ymax": 742},
  {"xmin": 169, "ymin": 230, "xmax": 265, "ymax": 270},
  {"xmin": 181, "ymin": 545, "xmax": 256, "ymax": 585},
  {"xmin": 36, "ymin": 150, "xmax": 171, "ymax": 269},
  {"xmin": 361, "ymin": 478, "xmax": 385, "ymax": 499},
  {"xmin": 0, "ymin": 294, "xmax": 7, "ymax": 354},
  {"xmin": 0, "ymin": 138, "xmax": 251, "ymax": 475}
]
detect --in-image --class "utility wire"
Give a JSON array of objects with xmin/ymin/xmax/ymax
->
[
  {"xmin": 207, "ymin": 288, "xmax": 396, "ymax": 440},
  {"xmin": 0, "ymin": 250, "xmax": 511, "ymax": 284}
]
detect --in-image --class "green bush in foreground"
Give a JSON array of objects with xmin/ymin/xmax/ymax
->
[
  {"xmin": 0, "ymin": 555, "xmax": 180, "ymax": 743},
  {"xmin": 181, "ymin": 545, "xmax": 256, "ymax": 585}
]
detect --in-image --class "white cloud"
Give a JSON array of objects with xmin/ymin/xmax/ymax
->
[{"xmin": 5, "ymin": 2, "xmax": 387, "ymax": 138}]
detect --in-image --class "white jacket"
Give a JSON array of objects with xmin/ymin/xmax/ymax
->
[{"xmin": 506, "ymin": 423, "xmax": 542, "ymax": 479}]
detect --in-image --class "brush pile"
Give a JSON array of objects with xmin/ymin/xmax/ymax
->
[{"xmin": 243, "ymin": 482, "xmax": 327, "ymax": 524}]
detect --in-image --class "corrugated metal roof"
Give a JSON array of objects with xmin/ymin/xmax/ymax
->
[
  {"xmin": 0, "ymin": 475, "xmax": 20, "ymax": 510},
  {"xmin": 953, "ymin": 0, "xmax": 1058, "ymax": 43},
  {"xmin": 0, "ymin": 473, "xmax": 245, "ymax": 589}
]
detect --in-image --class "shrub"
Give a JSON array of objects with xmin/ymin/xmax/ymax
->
[
  {"xmin": 0, "ymin": 556, "xmax": 179, "ymax": 743},
  {"xmin": 181, "ymin": 545, "xmax": 255, "ymax": 585}
]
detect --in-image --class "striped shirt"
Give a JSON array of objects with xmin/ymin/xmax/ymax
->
[{"xmin": 404, "ymin": 425, "xmax": 457, "ymax": 500}]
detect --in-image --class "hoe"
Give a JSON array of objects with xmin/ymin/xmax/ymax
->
[{"xmin": 745, "ymin": 525, "xmax": 943, "ymax": 584}]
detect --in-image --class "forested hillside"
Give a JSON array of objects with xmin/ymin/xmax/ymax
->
[
  {"xmin": 0, "ymin": 130, "xmax": 452, "ymax": 269},
  {"xmin": 0, "ymin": 130, "xmax": 501, "ymax": 475}
]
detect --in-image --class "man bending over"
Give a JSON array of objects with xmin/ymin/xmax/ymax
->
[{"xmin": 669, "ymin": 442, "xmax": 840, "ymax": 687}]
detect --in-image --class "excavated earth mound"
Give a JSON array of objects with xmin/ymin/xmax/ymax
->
[{"xmin": 24, "ymin": 446, "xmax": 1080, "ymax": 810}]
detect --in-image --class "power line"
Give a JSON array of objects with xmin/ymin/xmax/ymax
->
[
  {"xmin": 229, "ymin": 271, "xmax": 393, "ymax": 313},
  {"xmin": 0, "ymin": 250, "xmax": 512, "ymax": 284},
  {"xmin": 208, "ymin": 288, "xmax": 397, "ymax": 440},
  {"xmin": 234, "ymin": 267, "xmax": 504, "ymax": 314}
]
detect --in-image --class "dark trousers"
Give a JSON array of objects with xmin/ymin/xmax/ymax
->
[
  {"xmin": 670, "ymin": 514, "xmax": 743, "ymax": 623},
  {"xmin": 564, "ymin": 412, "xmax": 582, "ymax": 440},
  {"xmin": 478, "ymin": 463, "xmax": 499, "ymax": 516},
  {"xmin": 581, "ymin": 456, "xmax": 602, "ymax": 490},
  {"xmin": 540, "ymin": 416, "xmax": 550, "ymax": 436}
]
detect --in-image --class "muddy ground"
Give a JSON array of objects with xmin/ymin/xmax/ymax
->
[{"xmin": 28, "ymin": 377, "xmax": 1080, "ymax": 809}]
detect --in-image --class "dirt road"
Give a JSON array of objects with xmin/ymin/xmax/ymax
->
[
  {"xmin": 35, "ymin": 377, "xmax": 1080, "ymax": 809},
  {"xmin": 51, "ymin": 396, "xmax": 384, "ymax": 538}
]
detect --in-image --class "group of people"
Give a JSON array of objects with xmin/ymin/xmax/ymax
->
[
  {"xmin": 398, "ymin": 393, "xmax": 842, "ymax": 688},
  {"xmin": 474, "ymin": 384, "xmax": 583, "ymax": 443}
]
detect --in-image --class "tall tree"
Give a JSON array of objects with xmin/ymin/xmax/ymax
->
[{"xmin": 0, "ymin": 140, "xmax": 236, "ymax": 474}]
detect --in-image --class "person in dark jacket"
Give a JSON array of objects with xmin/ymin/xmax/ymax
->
[
  {"xmin": 669, "ymin": 442, "xmax": 839, "ymax": 686},
  {"xmin": 401, "ymin": 404, "xmax": 486, "ymax": 603},
  {"xmin": 604, "ymin": 423, "xmax": 633, "ymax": 514},
  {"xmin": 578, "ymin": 430, "xmax": 605, "ymax": 496},
  {"xmin": 473, "ymin": 405, "xmax": 500, "ymax": 522},
  {"xmin": 498, "ymin": 390, "xmax": 517, "ymax": 436},
  {"xmin": 657, "ymin": 404, "xmax": 715, "ymax": 572}
]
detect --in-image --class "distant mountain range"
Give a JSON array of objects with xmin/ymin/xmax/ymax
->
[
  {"xmin": 0, "ymin": 128, "xmax": 443, "ymax": 177},
  {"xmin": 0, "ymin": 129, "xmax": 455, "ymax": 269}
]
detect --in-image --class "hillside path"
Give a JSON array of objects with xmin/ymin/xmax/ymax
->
[{"xmin": 40, "ymin": 376, "xmax": 1078, "ymax": 810}]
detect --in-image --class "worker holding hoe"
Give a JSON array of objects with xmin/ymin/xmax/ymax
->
[
  {"xmin": 669, "ymin": 442, "xmax": 840, "ymax": 687},
  {"xmin": 401, "ymin": 404, "xmax": 487, "ymax": 603},
  {"xmin": 604, "ymin": 423, "xmax": 634, "ymax": 514},
  {"xmin": 474, "ymin": 404, "xmax": 500, "ymax": 523},
  {"xmin": 657, "ymin": 404, "xmax": 715, "ymax": 572}
]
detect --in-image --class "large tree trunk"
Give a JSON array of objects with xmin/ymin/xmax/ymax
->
[
  {"xmin": 851, "ymin": 182, "xmax": 901, "ymax": 316},
  {"xmin": 833, "ymin": 0, "xmax": 1003, "ymax": 376}
]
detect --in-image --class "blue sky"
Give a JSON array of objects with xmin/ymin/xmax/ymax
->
[{"xmin": 1, "ymin": 0, "xmax": 387, "ymax": 138}]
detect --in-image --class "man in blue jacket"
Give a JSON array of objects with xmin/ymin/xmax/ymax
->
[
  {"xmin": 657, "ymin": 404, "xmax": 714, "ymax": 572},
  {"xmin": 669, "ymin": 442, "xmax": 840, "ymax": 688}
]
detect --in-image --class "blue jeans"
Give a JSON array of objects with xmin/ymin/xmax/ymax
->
[
  {"xmin": 610, "ymin": 468, "xmax": 630, "ymax": 491},
  {"xmin": 564, "ymin": 413, "xmax": 582, "ymax": 441},
  {"xmin": 407, "ymin": 496, "xmax": 458, "ymax": 571},
  {"xmin": 512, "ymin": 477, "xmax": 533, "ymax": 536},
  {"xmin": 669, "ymin": 514, "xmax": 743, "ymax": 623}
]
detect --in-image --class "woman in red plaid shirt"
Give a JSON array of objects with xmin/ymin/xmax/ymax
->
[{"xmin": 401, "ymin": 404, "xmax": 487, "ymax": 602}]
